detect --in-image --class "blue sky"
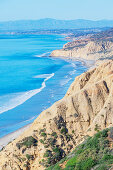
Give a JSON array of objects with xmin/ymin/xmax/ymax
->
[{"xmin": 0, "ymin": 0, "xmax": 113, "ymax": 21}]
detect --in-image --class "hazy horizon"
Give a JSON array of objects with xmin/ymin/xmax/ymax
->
[
  {"xmin": 1, "ymin": 18, "xmax": 113, "ymax": 23},
  {"xmin": 0, "ymin": 0, "xmax": 113, "ymax": 22}
]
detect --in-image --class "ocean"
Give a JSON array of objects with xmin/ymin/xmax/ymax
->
[{"xmin": 0, "ymin": 34, "xmax": 87, "ymax": 138}]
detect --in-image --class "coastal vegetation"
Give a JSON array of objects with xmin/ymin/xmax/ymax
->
[
  {"xmin": 16, "ymin": 136, "xmax": 38, "ymax": 149},
  {"xmin": 46, "ymin": 128, "xmax": 113, "ymax": 170}
]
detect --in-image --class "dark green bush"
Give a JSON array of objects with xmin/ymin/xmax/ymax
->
[
  {"xmin": 40, "ymin": 139, "xmax": 44, "ymax": 144},
  {"xmin": 16, "ymin": 136, "xmax": 38, "ymax": 149},
  {"xmin": 22, "ymin": 136, "xmax": 37, "ymax": 148},
  {"xmin": 41, "ymin": 132, "xmax": 47, "ymax": 137},
  {"xmin": 72, "ymin": 130, "xmax": 74, "ymax": 134},
  {"xmin": 51, "ymin": 132, "xmax": 57, "ymax": 138},
  {"xmin": 61, "ymin": 128, "xmax": 68, "ymax": 134},
  {"xmin": 101, "ymin": 129, "xmax": 108, "ymax": 137},
  {"xmin": 26, "ymin": 154, "xmax": 31, "ymax": 160},
  {"xmin": 44, "ymin": 150, "xmax": 52, "ymax": 158},
  {"xmin": 47, "ymin": 138, "xmax": 56, "ymax": 146}
]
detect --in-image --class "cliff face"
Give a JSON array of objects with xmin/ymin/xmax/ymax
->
[
  {"xmin": 51, "ymin": 40, "xmax": 113, "ymax": 61},
  {"xmin": 0, "ymin": 61, "xmax": 113, "ymax": 170}
]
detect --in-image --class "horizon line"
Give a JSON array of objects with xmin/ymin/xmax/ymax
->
[{"xmin": 0, "ymin": 18, "xmax": 113, "ymax": 23}]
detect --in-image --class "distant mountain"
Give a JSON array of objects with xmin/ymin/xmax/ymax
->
[{"xmin": 0, "ymin": 18, "xmax": 113, "ymax": 31}]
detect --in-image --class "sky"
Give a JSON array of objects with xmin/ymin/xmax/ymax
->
[{"xmin": 0, "ymin": 0, "xmax": 113, "ymax": 21}]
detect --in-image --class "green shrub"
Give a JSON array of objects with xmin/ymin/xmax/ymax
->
[
  {"xmin": 61, "ymin": 128, "xmax": 68, "ymax": 134},
  {"xmin": 46, "ymin": 128, "xmax": 112, "ymax": 170},
  {"xmin": 23, "ymin": 164, "xmax": 28, "ymax": 167},
  {"xmin": 47, "ymin": 138, "xmax": 56, "ymax": 146},
  {"xmin": 102, "ymin": 154, "xmax": 113, "ymax": 161},
  {"xmin": 40, "ymin": 139, "xmax": 44, "ymax": 144},
  {"xmin": 72, "ymin": 130, "xmax": 74, "ymax": 134},
  {"xmin": 86, "ymin": 135, "xmax": 99, "ymax": 149},
  {"xmin": 26, "ymin": 154, "xmax": 31, "ymax": 160},
  {"xmin": 65, "ymin": 155, "xmax": 77, "ymax": 168},
  {"xmin": 51, "ymin": 132, "xmax": 57, "ymax": 138},
  {"xmin": 44, "ymin": 150, "xmax": 52, "ymax": 158},
  {"xmin": 41, "ymin": 132, "xmax": 47, "ymax": 137},
  {"xmin": 76, "ymin": 158, "xmax": 95, "ymax": 170},
  {"xmin": 110, "ymin": 127, "xmax": 113, "ymax": 139},
  {"xmin": 22, "ymin": 136, "xmax": 37, "ymax": 148},
  {"xmin": 53, "ymin": 147, "xmax": 60, "ymax": 153},
  {"xmin": 46, "ymin": 164, "xmax": 62, "ymax": 170},
  {"xmin": 16, "ymin": 136, "xmax": 38, "ymax": 149},
  {"xmin": 94, "ymin": 124, "xmax": 100, "ymax": 132},
  {"xmin": 39, "ymin": 128, "xmax": 46, "ymax": 134},
  {"xmin": 96, "ymin": 164, "xmax": 108, "ymax": 170},
  {"xmin": 101, "ymin": 129, "xmax": 108, "ymax": 137}
]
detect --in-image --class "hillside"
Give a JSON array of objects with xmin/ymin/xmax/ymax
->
[
  {"xmin": 0, "ymin": 60, "xmax": 113, "ymax": 169},
  {"xmin": 47, "ymin": 128, "xmax": 113, "ymax": 170},
  {"xmin": 1, "ymin": 19, "xmax": 113, "ymax": 31}
]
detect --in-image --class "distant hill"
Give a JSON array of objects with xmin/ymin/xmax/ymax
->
[{"xmin": 0, "ymin": 18, "xmax": 113, "ymax": 31}]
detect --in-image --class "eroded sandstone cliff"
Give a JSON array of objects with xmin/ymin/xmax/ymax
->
[
  {"xmin": 51, "ymin": 40, "xmax": 113, "ymax": 61},
  {"xmin": 0, "ymin": 61, "xmax": 113, "ymax": 170}
]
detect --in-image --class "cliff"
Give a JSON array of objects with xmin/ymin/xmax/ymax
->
[
  {"xmin": 51, "ymin": 29, "xmax": 113, "ymax": 61},
  {"xmin": 0, "ymin": 60, "xmax": 113, "ymax": 170},
  {"xmin": 51, "ymin": 40, "xmax": 113, "ymax": 61}
]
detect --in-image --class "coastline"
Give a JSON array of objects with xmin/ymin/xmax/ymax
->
[
  {"xmin": 0, "ymin": 55, "xmax": 94, "ymax": 150},
  {"xmin": 50, "ymin": 55, "xmax": 96, "ymax": 69},
  {"xmin": 0, "ymin": 35, "xmax": 97, "ymax": 151},
  {"xmin": 0, "ymin": 124, "xmax": 31, "ymax": 150}
]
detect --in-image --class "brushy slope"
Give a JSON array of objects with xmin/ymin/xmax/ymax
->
[{"xmin": 46, "ymin": 128, "xmax": 113, "ymax": 170}]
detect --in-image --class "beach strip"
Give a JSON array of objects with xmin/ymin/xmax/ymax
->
[{"xmin": 0, "ymin": 124, "xmax": 31, "ymax": 150}]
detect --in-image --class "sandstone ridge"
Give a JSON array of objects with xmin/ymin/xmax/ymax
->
[
  {"xmin": 51, "ymin": 40, "xmax": 113, "ymax": 61},
  {"xmin": 0, "ymin": 61, "xmax": 113, "ymax": 169}
]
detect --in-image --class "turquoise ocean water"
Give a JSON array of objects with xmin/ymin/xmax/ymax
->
[{"xmin": 0, "ymin": 34, "xmax": 87, "ymax": 138}]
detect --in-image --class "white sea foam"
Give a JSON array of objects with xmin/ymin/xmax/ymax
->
[
  {"xmin": 60, "ymin": 78, "xmax": 72, "ymax": 86},
  {"xmin": 35, "ymin": 52, "xmax": 50, "ymax": 58},
  {"xmin": 69, "ymin": 70, "xmax": 76, "ymax": 75},
  {"xmin": 33, "ymin": 74, "xmax": 53, "ymax": 79},
  {"xmin": 0, "ymin": 73, "xmax": 54, "ymax": 114},
  {"xmin": 71, "ymin": 63, "xmax": 76, "ymax": 68}
]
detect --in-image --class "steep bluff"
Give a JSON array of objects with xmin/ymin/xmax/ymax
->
[
  {"xmin": 51, "ymin": 40, "xmax": 113, "ymax": 61},
  {"xmin": 0, "ymin": 61, "xmax": 113, "ymax": 170}
]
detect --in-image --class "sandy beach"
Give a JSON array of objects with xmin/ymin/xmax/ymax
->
[{"xmin": 0, "ymin": 124, "xmax": 31, "ymax": 150}]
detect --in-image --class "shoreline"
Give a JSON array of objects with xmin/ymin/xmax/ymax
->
[
  {"xmin": 50, "ymin": 55, "xmax": 96, "ymax": 69},
  {"xmin": 0, "ymin": 36, "xmax": 96, "ymax": 150},
  {"xmin": 0, "ymin": 55, "xmax": 94, "ymax": 150},
  {"xmin": 0, "ymin": 124, "xmax": 31, "ymax": 150}
]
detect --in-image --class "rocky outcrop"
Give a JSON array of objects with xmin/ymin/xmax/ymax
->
[
  {"xmin": 0, "ymin": 61, "xmax": 113, "ymax": 170},
  {"xmin": 51, "ymin": 40, "xmax": 113, "ymax": 61}
]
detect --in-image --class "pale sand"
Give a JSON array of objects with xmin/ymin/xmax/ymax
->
[
  {"xmin": 50, "ymin": 55, "xmax": 96, "ymax": 68},
  {"xmin": 0, "ymin": 124, "xmax": 31, "ymax": 150}
]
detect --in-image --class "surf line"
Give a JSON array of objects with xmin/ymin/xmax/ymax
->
[{"xmin": 0, "ymin": 73, "xmax": 54, "ymax": 114}]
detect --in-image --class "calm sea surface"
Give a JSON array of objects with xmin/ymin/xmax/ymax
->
[{"xmin": 0, "ymin": 34, "xmax": 87, "ymax": 137}]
